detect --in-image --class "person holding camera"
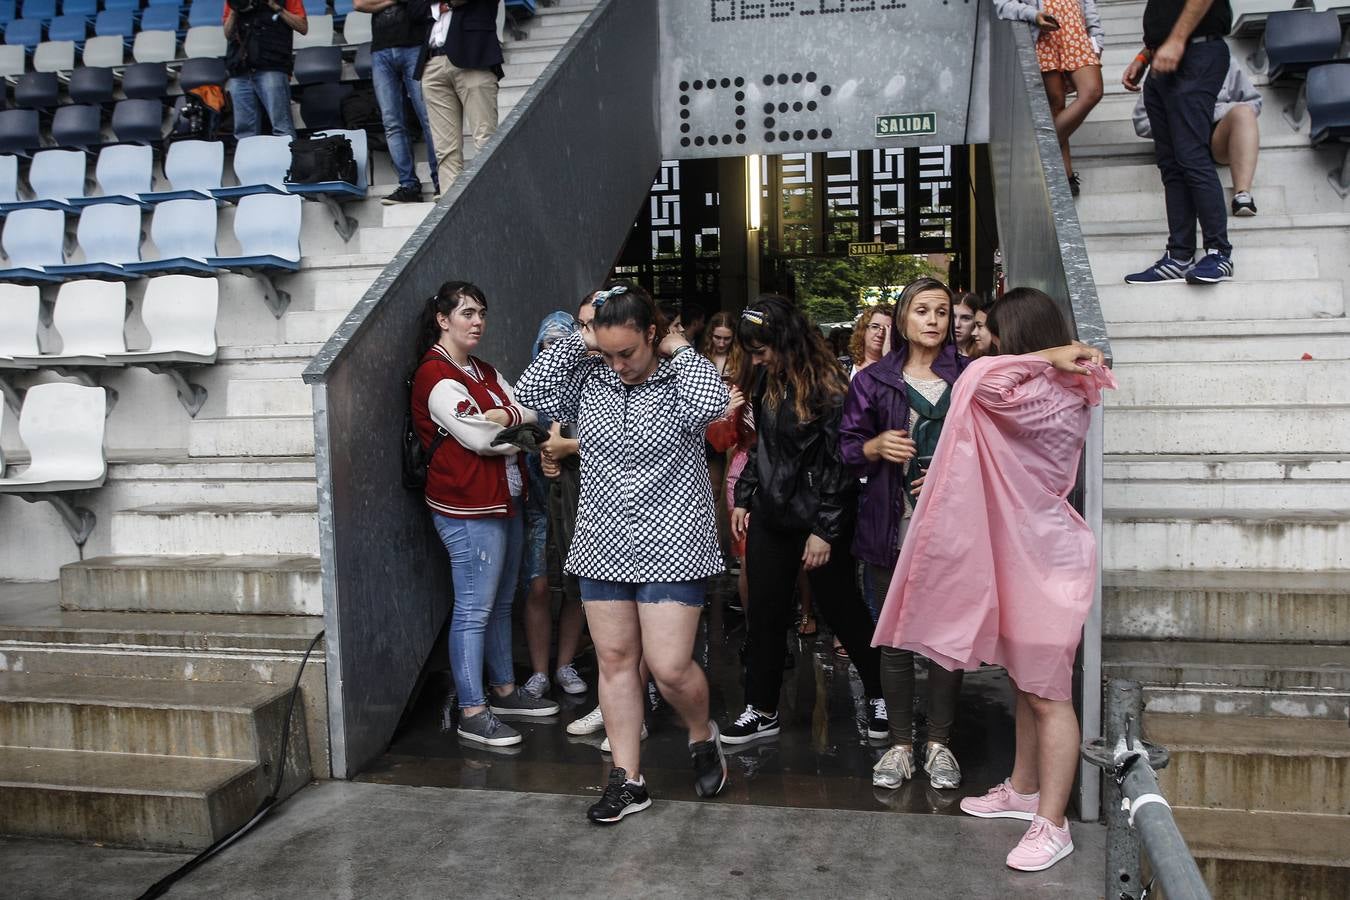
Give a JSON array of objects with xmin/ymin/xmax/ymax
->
[
  {"xmin": 416, "ymin": 0, "xmax": 504, "ymax": 197},
  {"xmin": 356, "ymin": 0, "xmax": 439, "ymax": 204},
  {"xmin": 222, "ymin": 0, "xmax": 308, "ymax": 138}
]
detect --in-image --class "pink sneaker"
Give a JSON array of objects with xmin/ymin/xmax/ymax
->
[
  {"xmin": 1006, "ymin": 815, "xmax": 1074, "ymax": 872},
  {"xmin": 959, "ymin": 779, "xmax": 1039, "ymax": 820}
]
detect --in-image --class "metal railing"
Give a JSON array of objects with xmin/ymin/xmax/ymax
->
[{"xmin": 1083, "ymin": 679, "xmax": 1213, "ymax": 900}]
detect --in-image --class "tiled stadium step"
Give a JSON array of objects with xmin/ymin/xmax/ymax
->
[
  {"xmin": 1107, "ymin": 317, "xmax": 1350, "ymax": 363},
  {"xmin": 110, "ymin": 503, "xmax": 319, "ymax": 557},
  {"xmin": 225, "ymin": 377, "xmax": 313, "ymax": 418},
  {"xmin": 1175, "ymin": 808, "xmax": 1350, "ymax": 899},
  {"xmin": 1096, "ymin": 279, "xmax": 1344, "ymax": 322},
  {"xmin": 1103, "ymin": 506, "xmax": 1350, "ymax": 570},
  {"xmin": 1105, "ymin": 453, "xmax": 1350, "ymax": 513},
  {"xmin": 1103, "ymin": 568, "xmax": 1350, "ymax": 644},
  {"xmin": 1150, "ymin": 713, "xmax": 1350, "ymax": 815},
  {"xmin": 1105, "ymin": 358, "xmax": 1350, "ymax": 406},
  {"xmin": 60, "ymin": 554, "xmax": 322, "ymax": 616},
  {"xmin": 1106, "ymin": 639, "xmax": 1350, "ymax": 719}
]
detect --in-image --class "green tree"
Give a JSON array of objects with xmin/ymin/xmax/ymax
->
[{"xmin": 787, "ymin": 254, "xmax": 942, "ymax": 325}]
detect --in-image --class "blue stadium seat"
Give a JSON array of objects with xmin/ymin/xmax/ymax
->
[
  {"xmin": 32, "ymin": 38, "xmax": 74, "ymax": 71},
  {"xmin": 50, "ymin": 200, "xmax": 142, "ymax": 275},
  {"xmin": 51, "ymin": 103, "xmax": 102, "ymax": 147},
  {"xmin": 183, "ymin": 24, "xmax": 225, "ymax": 57},
  {"xmin": 186, "ymin": 0, "xmax": 217, "ymax": 28},
  {"xmin": 1, "ymin": 147, "xmax": 84, "ymax": 211},
  {"xmin": 71, "ymin": 142, "xmax": 153, "ymax": 206},
  {"xmin": 145, "ymin": 0, "xmax": 185, "ymax": 6},
  {"xmin": 61, "ymin": 0, "xmax": 97, "ymax": 16},
  {"xmin": 20, "ymin": 0, "xmax": 56, "ymax": 21},
  {"xmin": 94, "ymin": 8, "xmax": 134, "ymax": 39},
  {"xmin": 0, "ymin": 155, "xmax": 19, "ymax": 205},
  {"xmin": 301, "ymin": 0, "xmax": 325, "ymax": 17},
  {"xmin": 81, "ymin": 33, "xmax": 124, "ymax": 66},
  {"xmin": 68, "ymin": 64, "xmax": 115, "ymax": 104},
  {"xmin": 178, "ymin": 55, "xmax": 225, "ymax": 90},
  {"xmin": 333, "ymin": 0, "xmax": 352, "ymax": 15},
  {"xmin": 133, "ymin": 27, "xmax": 177, "ymax": 62},
  {"xmin": 141, "ymin": 138, "xmax": 222, "ymax": 200},
  {"xmin": 213, "ymin": 133, "xmax": 288, "ymax": 199},
  {"xmin": 46, "ymin": 13, "xmax": 86, "ymax": 41},
  {"xmin": 1309, "ymin": 62, "xmax": 1350, "ymax": 143},
  {"xmin": 298, "ymin": 81, "xmax": 350, "ymax": 131},
  {"xmin": 140, "ymin": 4, "xmax": 178, "ymax": 32},
  {"xmin": 111, "ymin": 97, "xmax": 163, "ymax": 143},
  {"xmin": 207, "ymin": 192, "xmax": 301, "ymax": 310},
  {"xmin": 340, "ymin": 10, "xmax": 369, "ymax": 44},
  {"xmin": 101, "ymin": 0, "xmax": 141, "ymax": 11},
  {"xmin": 5, "ymin": 20, "xmax": 46, "ymax": 49},
  {"xmin": 0, "ymin": 108, "xmax": 42, "ymax": 154},
  {"xmin": 14, "ymin": 70, "xmax": 59, "ymax": 108},
  {"xmin": 1261, "ymin": 9, "xmax": 1344, "ymax": 81},
  {"xmin": 0, "ymin": 0, "xmax": 15, "ymax": 26},
  {"xmin": 122, "ymin": 61, "xmax": 168, "ymax": 98},
  {"xmin": 0, "ymin": 207, "xmax": 66, "ymax": 282},
  {"xmin": 0, "ymin": 45, "xmax": 26, "ymax": 78},
  {"xmin": 293, "ymin": 44, "xmax": 340, "ymax": 84},
  {"xmin": 353, "ymin": 40, "xmax": 370, "ymax": 80},
  {"xmin": 125, "ymin": 197, "xmax": 216, "ymax": 274}
]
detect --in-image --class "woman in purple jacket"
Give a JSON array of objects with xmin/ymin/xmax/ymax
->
[{"xmin": 840, "ymin": 277, "xmax": 968, "ymax": 793}]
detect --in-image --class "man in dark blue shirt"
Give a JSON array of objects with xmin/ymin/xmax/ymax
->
[
  {"xmin": 1121, "ymin": 0, "xmax": 1235, "ymax": 286},
  {"xmin": 356, "ymin": 0, "xmax": 438, "ymax": 204}
]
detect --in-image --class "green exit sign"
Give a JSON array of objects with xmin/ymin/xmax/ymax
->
[{"xmin": 876, "ymin": 112, "xmax": 938, "ymax": 138}]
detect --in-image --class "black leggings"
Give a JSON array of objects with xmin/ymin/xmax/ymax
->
[
  {"xmin": 865, "ymin": 565, "xmax": 963, "ymax": 746},
  {"xmin": 744, "ymin": 515, "xmax": 882, "ymax": 712}
]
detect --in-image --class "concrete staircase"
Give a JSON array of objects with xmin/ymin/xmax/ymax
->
[
  {"xmin": 0, "ymin": 0, "xmax": 599, "ymax": 848},
  {"xmin": 1079, "ymin": 3, "xmax": 1350, "ymax": 896}
]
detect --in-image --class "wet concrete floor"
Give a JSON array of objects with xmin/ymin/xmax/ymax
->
[{"xmin": 361, "ymin": 575, "xmax": 1027, "ymax": 818}]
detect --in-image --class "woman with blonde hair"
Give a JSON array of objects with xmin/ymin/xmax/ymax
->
[{"xmin": 845, "ymin": 304, "xmax": 894, "ymax": 379}]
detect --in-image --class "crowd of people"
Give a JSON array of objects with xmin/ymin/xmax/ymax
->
[
  {"xmin": 224, "ymin": 0, "xmax": 504, "ymax": 202},
  {"xmin": 408, "ymin": 275, "xmax": 1114, "ymax": 872}
]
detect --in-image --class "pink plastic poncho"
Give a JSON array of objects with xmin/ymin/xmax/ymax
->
[{"xmin": 872, "ymin": 354, "xmax": 1117, "ymax": 701}]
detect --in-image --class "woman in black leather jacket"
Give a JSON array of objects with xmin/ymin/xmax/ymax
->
[{"xmin": 721, "ymin": 296, "xmax": 887, "ymax": 745}]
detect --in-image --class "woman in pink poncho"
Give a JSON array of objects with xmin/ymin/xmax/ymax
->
[{"xmin": 872, "ymin": 287, "xmax": 1114, "ymax": 873}]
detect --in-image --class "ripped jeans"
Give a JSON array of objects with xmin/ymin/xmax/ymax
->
[
  {"xmin": 433, "ymin": 509, "xmax": 524, "ymax": 709},
  {"xmin": 579, "ymin": 577, "xmax": 707, "ymax": 608}
]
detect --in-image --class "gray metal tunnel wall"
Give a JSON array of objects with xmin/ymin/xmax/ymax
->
[{"xmin": 302, "ymin": 0, "xmax": 660, "ymax": 778}]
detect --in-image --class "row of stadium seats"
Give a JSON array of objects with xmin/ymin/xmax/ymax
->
[{"xmin": 0, "ymin": 0, "xmax": 358, "ymax": 23}]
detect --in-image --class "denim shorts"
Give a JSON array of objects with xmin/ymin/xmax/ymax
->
[{"xmin": 579, "ymin": 577, "xmax": 707, "ymax": 608}]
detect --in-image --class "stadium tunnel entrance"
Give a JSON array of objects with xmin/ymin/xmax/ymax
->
[{"xmin": 304, "ymin": 0, "xmax": 1108, "ymax": 821}]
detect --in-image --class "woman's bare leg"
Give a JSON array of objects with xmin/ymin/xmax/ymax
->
[{"xmin": 584, "ymin": 600, "xmax": 645, "ymax": 779}]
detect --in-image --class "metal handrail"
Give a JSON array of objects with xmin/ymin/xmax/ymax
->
[{"xmin": 1083, "ymin": 679, "xmax": 1213, "ymax": 900}]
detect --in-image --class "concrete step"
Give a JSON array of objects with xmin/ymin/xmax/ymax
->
[
  {"xmin": 1104, "ymin": 506, "xmax": 1350, "ymax": 571},
  {"xmin": 1106, "ymin": 359, "xmax": 1350, "ymax": 407},
  {"xmin": 1147, "ymin": 713, "xmax": 1350, "ymax": 816},
  {"xmin": 1104, "ymin": 639, "xmax": 1350, "ymax": 719},
  {"xmin": 355, "ymin": 224, "xmax": 415, "ymax": 256},
  {"xmin": 1096, "ymin": 279, "xmax": 1344, "ymax": 322},
  {"xmin": 1105, "ymin": 454, "xmax": 1350, "ymax": 513},
  {"xmin": 1083, "ymin": 209, "xmax": 1350, "ymax": 241},
  {"xmin": 60, "ymin": 554, "xmax": 322, "ymax": 616},
  {"xmin": 1091, "ymin": 244, "xmax": 1320, "ymax": 284},
  {"xmin": 1107, "ymin": 318, "xmax": 1350, "ymax": 363},
  {"xmin": 225, "ymin": 377, "xmax": 313, "ymax": 418},
  {"xmin": 101, "ymin": 456, "xmax": 319, "ymax": 507},
  {"xmin": 1174, "ymin": 808, "xmax": 1350, "ymax": 899},
  {"xmin": 1103, "ymin": 569, "xmax": 1350, "ymax": 644},
  {"xmin": 1106, "ymin": 405, "xmax": 1350, "ymax": 454},
  {"xmin": 0, "ymin": 745, "xmax": 263, "ymax": 850},
  {"xmin": 110, "ymin": 504, "xmax": 319, "ymax": 557},
  {"xmin": 188, "ymin": 416, "xmax": 315, "ymax": 458},
  {"xmin": 1076, "ymin": 185, "xmax": 1289, "ymax": 224},
  {"xmin": 0, "ymin": 672, "xmax": 292, "ymax": 761},
  {"xmin": 283, "ymin": 308, "xmax": 352, "ymax": 345}
]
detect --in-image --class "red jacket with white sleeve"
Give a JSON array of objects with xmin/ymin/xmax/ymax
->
[{"xmin": 411, "ymin": 343, "xmax": 536, "ymax": 519}]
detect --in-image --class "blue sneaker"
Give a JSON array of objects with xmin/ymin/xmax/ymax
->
[
  {"xmin": 1185, "ymin": 249, "xmax": 1234, "ymax": 284},
  {"xmin": 1123, "ymin": 254, "xmax": 1193, "ymax": 285}
]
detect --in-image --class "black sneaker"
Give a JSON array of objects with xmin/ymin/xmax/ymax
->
[
  {"xmin": 587, "ymin": 767, "xmax": 652, "ymax": 825},
  {"xmin": 1068, "ymin": 172, "xmax": 1081, "ymax": 197},
  {"xmin": 1231, "ymin": 191, "xmax": 1257, "ymax": 217},
  {"xmin": 691, "ymin": 722, "xmax": 728, "ymax": 798},
  {"xmin": 867, "ymin": 697, "xmax": 889, "ymax": 741},
  {"xmin": 381, "ymin": 184, "xmax": 422, "ymax": 205},
  {"xmin": 720, "ymin": 705, "xmax": 780, "ymax": 745}
]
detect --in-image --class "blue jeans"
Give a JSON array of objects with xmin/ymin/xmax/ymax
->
[
  {"xmin": 371, "ymin": 46, "xmax": 438, "ymax": 191},
  {"xmin": 227, "ymin": 69, "xmax": 295, "ymax": 139},
  {"xmin": 579, "ymin": 578, "xmax": 707, "ymax": 608},
  {"xmin": 433, "ymin": 509, "xmax": 524, "ymax": 709},
  {"xmin": 1143, "ymin": 39, "xmax": 1231, "ymax": 257}
]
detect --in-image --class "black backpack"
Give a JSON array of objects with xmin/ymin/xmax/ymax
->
[
  {"xmin": 286, "ymin": 134, "xmax": 357, "ymax": 185},
  {"xmin": 170, "ymin": 93, "xmax": 217, "ymax": 142},
  {"xmin": 402, "ymin": 360, "xmax": 449, "ymax": 490}
]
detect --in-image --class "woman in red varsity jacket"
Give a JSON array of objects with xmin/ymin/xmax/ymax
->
[{"xmin": 410, "ymin": 281, "xmax": 559, "ymax": 749}]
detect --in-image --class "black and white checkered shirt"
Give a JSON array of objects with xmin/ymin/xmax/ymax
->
[{"xmin": 516, "ymin": 330, "xmax": 729, "ymax": 584}]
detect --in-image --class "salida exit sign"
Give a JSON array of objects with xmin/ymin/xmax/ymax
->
[{"xmin": 876, "ymin": 112, "xmax": 937, "ymax": 138}]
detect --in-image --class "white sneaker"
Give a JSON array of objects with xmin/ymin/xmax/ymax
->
[
  {"xmin": 566, "ymin": 706, "xmax": 605, "ymax": 736},
  {"xmin": 520, "ymin": 672, "xmax": 549, "ymax": 699},
  {"xmin": 555, "ymin": 664, "xmax": 588, "ymax": 695},
  {"xmin": 600, "ymin": 724, "xmax": 649, "ymax": 752}
]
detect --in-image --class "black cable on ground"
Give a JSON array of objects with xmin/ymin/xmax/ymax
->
[{"xmin": 135, "ymin": 629, "xmax": 325, "ymax": 900}]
